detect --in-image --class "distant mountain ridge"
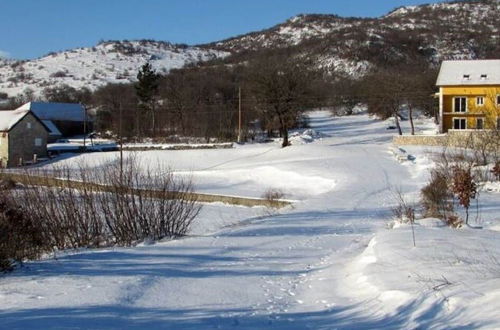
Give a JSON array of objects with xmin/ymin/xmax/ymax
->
[
  {"xmin": 0, "ymin": 40, "xmax": 229, "ymax": 99},
  {"xmin": 0, "ymin": 0, "xmax": 498, "ymax": 98},
  {"xmin": 203, "ymin": 0, "xmax": 499, "ymax": 75}
]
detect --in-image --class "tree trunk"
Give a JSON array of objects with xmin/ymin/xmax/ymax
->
[
  {"xmin": 394, "ymin": 113, "xmax": 403, "ymax": 136},
  {"xmin": 135, "ymin": 108, "xmax": 141, "ymax": 139},
  {"xmin": 281, "ymin": 128, "xmax": 290, "ymax": 148},
  {"xmin": 409, "ymin": 106, "xmax": 415, "ymax": 135},
  {"xmin": 151, "ymin": 109, "xmax": 156, "ymax": 138}
]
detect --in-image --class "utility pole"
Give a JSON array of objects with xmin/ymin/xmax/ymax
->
[
  {"xmin": 119, "ymin": 102, "xmax": 123, "ymax": 183},
  {"xmin": 238, "ymin": 86, "xmax": 242, "ymax": 143},
  {"xmin": 82, "ymin": 103, "xmax": 87, "ymax": 150}
]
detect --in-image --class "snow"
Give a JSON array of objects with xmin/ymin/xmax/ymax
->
[
  {"xmin": 480, "ymin": 181, "xmax": 500, "ymax": 193},
  {"xmin": 289, "ymin": 128, "xmax": 326, "ymax": 144},
  {"xmin": 436, "ymin": 60, "xmax": 500, "ymax": 86},
  {"xmin": 48, "ymin": 139, "xmax": 118, "ymax": 152},
  {"xmin": 0, "ymin": 108, "xmax": 30, "ymax": 131},
  {"xmin": 2, "ymin": 111, "xmax": 500, "ymax": 329}
]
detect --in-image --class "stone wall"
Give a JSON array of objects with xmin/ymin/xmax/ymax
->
[
  {"xmin": 393, "ymin": 134, "xmax": 448, "ymax": 147},
  {"xmin": 8, "ymin": 114, "xmax": 48, "ymax": 167},
  {"xmin": 393, "ymin": 130, "xmax": 500, "ymax": 151}
]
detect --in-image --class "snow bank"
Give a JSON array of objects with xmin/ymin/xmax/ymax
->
[
  {"xmin": 289, "ymin": 129, "xmax": 326, "ymax": 144},
  {"xmin": 340, "ymin": 224, "xmax": 500, "ymax": 328},
  {"xmin": 479, "ymin": 181, "xmax": 500, "ymax": 193}
]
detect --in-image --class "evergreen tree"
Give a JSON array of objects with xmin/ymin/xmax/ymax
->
[{"xmin": 135, "ymin": 62, "xmax": 160, "ymax": 137}]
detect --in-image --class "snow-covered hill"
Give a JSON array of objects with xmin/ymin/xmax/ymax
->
[
  {"xmin": 205, "ymin": 0, "xmax": 499, "ymax": 76},
  {"xmin": 0, "ymin": 40, "xmax": 229, "ymax": 98}
]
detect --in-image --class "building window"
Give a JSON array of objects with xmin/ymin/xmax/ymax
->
[
  {"xmin": 476, "ymin": 96, "xmax": 484, "ymax": 106},
  {"xmin": 34, "ymin": 138, "xmax": 42, "ymax": 147},
  {"xmin": 497, "ymin": 117, "xmax": 500, "ymax": 130},
  {"xmin": 476, "ymin": 118, "xmax": 484, "ymax": 129},
  {"xmin": 453, "ymin": 118, "xmax": 466, "ymax": 130},
  {"xmin": 27, "ymin": 122, "xmax": 32, "ymax": 129},
  {"xmin": 497, "ymin": 95, "xmax": 500, "ymax": 106},
  {"xmin": 454, "ymin": 97, "xmax": 467, "ymax": 112}
]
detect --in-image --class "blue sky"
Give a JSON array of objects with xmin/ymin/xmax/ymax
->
[{"xmin": 1, "ymin": 0, "xmax": 440, "ymax": 60}]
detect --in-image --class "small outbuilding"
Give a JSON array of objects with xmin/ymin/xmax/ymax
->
[
  {"xmin": 0, "ymin": 108, "xmax": 50, "ymax": 167},
  {"xmin": 16, "ymin": 102, "xmax": 90, "ymax": 137}
]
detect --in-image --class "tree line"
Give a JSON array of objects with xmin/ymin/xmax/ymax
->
[
  {"xmin": 1, "ymin": 53, "xmax": 439, "ymax": 146},
  {"xmin": 90, "ymin": 55, "xmax": 439, "ymax": 145}
]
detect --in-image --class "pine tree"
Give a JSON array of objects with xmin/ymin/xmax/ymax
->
[{"xmin": 135, "ymin": 62, "xmax": 160, "ymax": 137}]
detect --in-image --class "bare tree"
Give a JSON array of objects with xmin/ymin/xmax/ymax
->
[
  {"xmin": 365, "ymin": 66, "xmax": 438, "ymax": 136},
  {"xmin": 365, "ymin": 69, "xmax": 409, "ymax": 135},
  {"xmin": 248, "ymin": 54, "xmax": 320, "ymax": 147}
]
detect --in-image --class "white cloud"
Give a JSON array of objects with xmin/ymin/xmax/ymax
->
[{"xmin": 0, "ymin": 50, "xmax": 10, "ymax": 59}]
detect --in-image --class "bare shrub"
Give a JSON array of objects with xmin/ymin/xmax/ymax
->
[
  {"xmin": 491, "ymin": 161, "xmax": 500, "ymax": 181},
  {"xmin": 93, "ymin": 157, "xmax": 201, "ymax": 245},
  {"xmin": 3, "ymin": 156, "xmax": 201, "ymax": 254},
  {"xmin": 391, "ymin": 188, "xmax": 416, "ymax": 247},
  {"xmin": 444, "ymin": 214, "xmax": 463, "ymax": 228},
  {"xmin": 0, "ymin": 192, "xmax": 47, "ymax": 272},
  {"xmin": 261, "ymin": 188, "xmax": 285, "ymax": 214},
  {"xmin": 50, "ymin": 71, "xmax": 67, "ymax": 78},
  {"xmin": 0, "ymin": 178, "xmax": 17, "ymax": 190},
  {"xmin": 451, "ymin": 165, "xmax": 477, "ymax": 225},
  {"xmin": 421, "ymin": 170, "xmax": 453, "ymax": 219},
  {"xmin": 429, "ymin": 146, "xmax": 483, "ymax": 226},
  {"xmin": 262, "ymin": 188, "xmax": 285, "ymax": 202}
]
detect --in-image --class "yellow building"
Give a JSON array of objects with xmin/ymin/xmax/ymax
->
[{"xmin": 436, "ymin": 60, "xmax": 500, "ymax": 133}]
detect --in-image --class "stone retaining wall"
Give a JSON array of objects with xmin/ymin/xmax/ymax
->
[
  {"xmin": 0, "ymin": 172, "xmax": 291, "ymax": 209},
  {"xmin": 393, "ymin": 131, "xmax": 500, "ymax": 151}
]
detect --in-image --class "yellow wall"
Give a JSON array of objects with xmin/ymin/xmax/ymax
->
[{"xmin": 441, "ymin": 85, "xmax": 500, "ymax": 132}]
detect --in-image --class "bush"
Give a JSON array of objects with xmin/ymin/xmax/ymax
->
[
  {"xmin": 451, "ymin": 165, "xmax": 477, "ymax": 225},
  {"xmin": 491, "ymin": 161, "xmax": 500, "ymax": 181},
  {"xmin": 390, "ymin": 188, "xmax": 416, "ymax": 246},
  {"xmin": 0, "ymin": 156, "xmax": 202, "ymax": 270},
  {"xmin": 444, "ymin": 214, "xmax": 463, "ymax": 228},
  {"xmin": 421, "ymin": 170, "xmax": 453, "ymax": 219},
  {"xmin": 0, "ymin": 178, "xmax": 17, "ymax": 190},
  {"xmin": 50, "ymin": 71, "xmax": 67, "ymax": 78},
  {"xmin": 11, "ymin": 157, "xmax": 202, "ymax": 247},
  {"xmin": 0, "ymin": 193, "xmax": 47, "ymax": 272},
  {"xmin": 262, "ymin": 188, "xmax": 285, "ymax": 213},
  {"xmin": 262, "ymin": 188, "xmax": 285, "ymax": 203},
  {"xmin": 391, "ymin": 189, "xmax": 416, "ymax": 224}
]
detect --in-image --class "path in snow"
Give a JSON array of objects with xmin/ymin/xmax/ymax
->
[{"xmin": 0, "ymin": 112, "xmax": 439, "ymax": 329}]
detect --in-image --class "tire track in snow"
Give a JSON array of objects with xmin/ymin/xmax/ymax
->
[
  {"xmin": 200, "ymin": 147, "xmax": 276, "ymax": 171},
  {"xmin": 118, "ymin": 276, "xmax": 158, "ymax": 306}
]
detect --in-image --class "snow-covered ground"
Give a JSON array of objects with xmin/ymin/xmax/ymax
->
[{"xmin": 1, "ymin": 111, "xmax": 499, "ymax": 329}]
